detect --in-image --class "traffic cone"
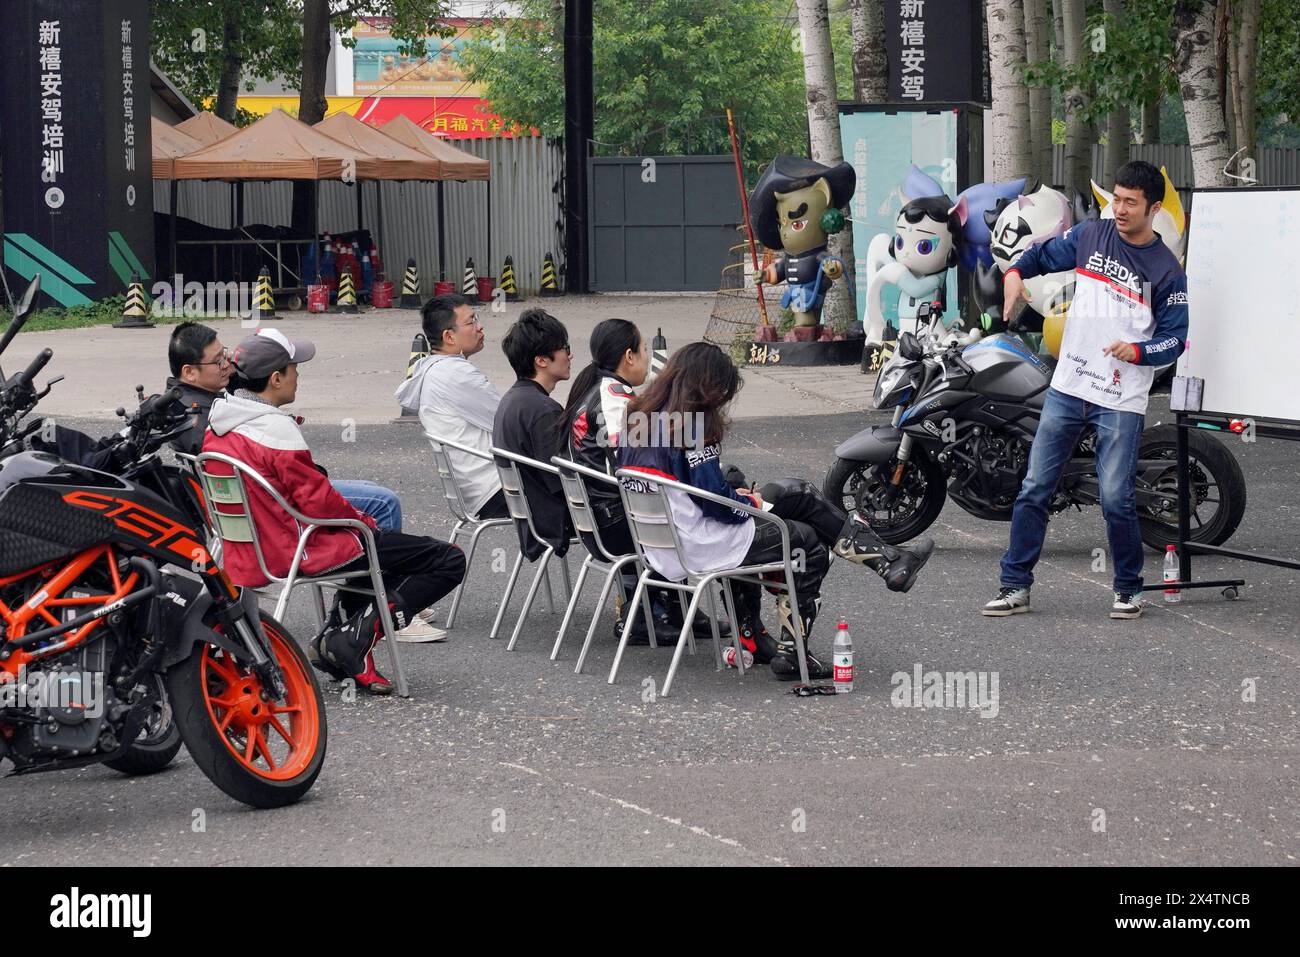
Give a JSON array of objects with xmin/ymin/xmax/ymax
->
[
  {"xmin": 650, "ymin": 328, "xmax": 668, "ymax": 378},
  {"xmin": 401, "ymin": 258, "xmax": 421, "ymax": 308},
  {"xmin": 499, "ymin": 255, "xmax": 522, "ymax": 302},
  {"xmin": 333, "ymin": 269, "xmax": 359, "ymax": 314},
  {"xmin": 250, "ymin": 267, "xmax": 278, "ymax": 322},
  {"xmin": 114, "ymin": 272, "xmax": 154, "ymax": 328},
  {"xmin": 396, "ymin": 331, "xmax": 430, "ymax": 423},
  {"xmin": 540, "ymin": 252, "xmax": 561, "ymax": 296},
  {"xmin": 461, "ymin": 257, "xmax": 477, "ymax": 296}
]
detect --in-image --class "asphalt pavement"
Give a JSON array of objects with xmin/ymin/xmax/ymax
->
[{"xmin": 3, "ymin": 394, "xmax": 1297, "ymax": 866}]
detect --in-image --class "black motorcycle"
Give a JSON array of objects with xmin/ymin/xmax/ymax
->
[
  {"xmin": 0, "ymin": 277, "xmax": 326, "ymax": 808},
  {"xmin": 824, "ymin": 304, "xmax": 1246, "ymax": 549}
]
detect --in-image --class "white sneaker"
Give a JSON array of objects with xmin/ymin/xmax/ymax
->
[
  {"xmin": 982, "ymin": 586, "xmax": 1031, "ymax": 616},
  {"xmin": 1110, "ymin": 592, "xmax": 1142, "ymax": 620},
  {"xmin": 394, "ymin": 614, "xmax": 449, "ymax": 643}
]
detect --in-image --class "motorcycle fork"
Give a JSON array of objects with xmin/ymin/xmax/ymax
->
[{"xmin": 201, "ymin": 570, "xmax": 287, "ymax": 700}]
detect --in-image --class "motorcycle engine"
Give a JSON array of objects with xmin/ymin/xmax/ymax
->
[
  {"xmin": 948, "ymin": 429, "xmax": 1032, "ymax": 508},
  {"xmin": 2, "ymin": 639, "xmax": 123, "ymax": 761}
]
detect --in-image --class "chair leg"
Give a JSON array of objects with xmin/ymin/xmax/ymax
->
[
  {"xmin": 661, "ymin": 588, "xmax": 704, "ymax": 699},
  {"xmin": 607, "ymin": 573, "xmax": 649, "ymax": 685},
  {"xmin": 559, "ymin": 552, "xmax": 572, "ymax": 601},
  {"xmin": 489, "ymin": 550, "xmax": 525, "ymax": 640},
  {"xmin": 575, "ymin": 563, "xmax": 620, "ymax": 675},
  {"xmin": 369, "ymin": 568, "xmax": 410, "ymax": 698},
  {"xmin": 444, "ymin": 520, "xmax": 475, "ymax": 629},
  {"xmin": 310, "ymin": 584, "xmax": 328, "ymax": 634},
  {"xmin": 641, "ymin": 576, "xmax": 659, "ymax": 650},
  {"xmin": 705, "ymin": 584, "xmax": 728, "ymax": 673},
  {"xmin": 720, "ymin": 579, "xmax": 743, "ymax": 674},
  {"xmin": 541, "ymin": 557, "xmax": 555, "ymax": 613},
  {"xmin": 551, "ymin": 556, "xmax": 592, "ymax": 661},
  {"xmin": 273, "ymin": 580, "xmax": 295, "ymax": 624},
  {"xmin": 785, "ymin": 585, "xmax": 811, "ymax": 686},
  {"xmin": 506, "ymin": 549, "xmax": 553, "ymax": 651}
]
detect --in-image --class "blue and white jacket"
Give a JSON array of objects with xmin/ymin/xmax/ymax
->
[
  {"xmin": 1009, "ymin": 218, "xmax": 1188, "ymax": 414},
  {"xmin": 618, "ymin": 440, "xmax": 756, "ymax": 583}
]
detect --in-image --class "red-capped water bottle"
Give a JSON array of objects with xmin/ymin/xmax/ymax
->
[
  {"xmin": 723, "ymin": 646, "xmax": 753, "ymax": 669},
  {"xmin": 833, "ymin": 620, "xmax": 853, "ymax": 693},
  {"xmin": 1163, "ymin": 545, "xmax": 1181, "ymax": 603}
]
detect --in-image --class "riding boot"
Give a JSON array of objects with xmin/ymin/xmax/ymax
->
[
  {"xmin": 769, "ymin": 594, "xmax": 833, "ymax": 681},
  {"xmin": 832, "ymin": 513, "xmax": 934, "ymax": 593}
]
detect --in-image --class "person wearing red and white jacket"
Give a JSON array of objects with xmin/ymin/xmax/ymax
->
[
  {"xmin": 203, "ymin": 329, "xmax": 464, "ymax": 694},
  {"xmin": 984, "ymin": 160, "xmax": 1189, "ymax": 622}
]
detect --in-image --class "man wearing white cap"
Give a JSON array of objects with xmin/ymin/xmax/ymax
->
[{"xmin": 203, "ymin": 329, "xmax": 466, "ymax": 695}]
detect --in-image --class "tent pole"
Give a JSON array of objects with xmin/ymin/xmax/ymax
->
[
  {"xmin": 312, "ymin": 179, "xmax": 320, "ymax": 280},
  {"xmin": 486, "ymin": 177, "xmax": 492, "ymax": 277},
  {"xmin": 169, "ymin": 180, "xmax": 178, "ymax": 281},
  {"xmin": 437, "ymin": 180, "xmax": 446, "ymax": 282},
  {"xmin": 236, "ymin": 181, "xmax": 244, "ymax": 230},
  {"xmin": 376, "ymin": 181, "xmax": 386, "ymax": 274},
  {"xmin": 356, "ymin": 180, "xmax": 364, "ymax": 233}
]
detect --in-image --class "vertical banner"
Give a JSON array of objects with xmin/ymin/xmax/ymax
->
[
  {"xmin": 1, "ymin": 0, "xmax": 154, "ymax": 308},
  {"xmin": 883, "ymin": 0, "xmax": 984, "ymax": 104}
]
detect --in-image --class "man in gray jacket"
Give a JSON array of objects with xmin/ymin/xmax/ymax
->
[{"xmin": 396, "ymin": 294, "xmax": 509, "ymax": 520}]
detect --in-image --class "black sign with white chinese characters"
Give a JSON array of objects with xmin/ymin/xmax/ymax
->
[
  {"xmin": 1, "ymin": 0, "xmax": 154, "ymax": 308},
  {"xmin": 883, "ymin": 0, "xmax": 985, "ymax": 105}
]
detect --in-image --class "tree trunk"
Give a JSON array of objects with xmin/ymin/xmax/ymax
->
[
  {"xmin": 1228, "ymin": 0, "xmax": 1260, "ymax": 181},
  {"xmin": 1024, "ymin": 0, "xmax": 1053, "ymax": 184},
  {"xmin": 1101, "ymin": 0, "xmax": 1129, "ymax": 186},
  {"xmin": 1174, "ymin": 1, "xmax": 1231, "ymax": 187},
  {"xmin": 1052, "ymin": 0, "xmax": 1065, "ymax": 61},
  {"xmin": 1139, "ymin": 96, "xmax": 1160, "ymax": 143},
  {"xmin": 213, "ymin": 3, "xmax": 242, "ymax": 122},
  {"xmin": 848, "ymin": 0, "xmax": 886, "ymax": 102},
  {"xmin": 1059, "ymin": 0, "xmax": 1091, "ymax": 195},
  {"xmin": 795, "ymin": 0, "xmax": 856, "ymax": 329},
  {"xmin": 987, "ymin": 1, "xmax": 1032, "ymax": 180},
  {"xmin": 293, "ymin": 0, "xmax": 332, "ymax": 235}
]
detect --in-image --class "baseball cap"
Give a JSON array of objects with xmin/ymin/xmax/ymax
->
[{"xmin": 232, "ymin": 328, "xmax": 317, "ymax": 379}]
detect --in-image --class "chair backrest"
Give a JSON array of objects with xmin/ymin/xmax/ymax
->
[
  {"xmin": 423, "ymin": 434, "xmax": 473, "ymax": 524},
  {"xmin": 194, "ymin": 451, "xmax": 303, "ymax": 585},
  {"xmin": 551, "ymin": 455, "xmax": 625, "ymax": 563},
  {"xmin": 490, "ymin": 445, "xmax": 559, "ymax": 548}
]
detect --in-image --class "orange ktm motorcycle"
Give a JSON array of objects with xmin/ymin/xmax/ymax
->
[{"xmin": 0, "ymin": 279, "xmax": 326, "ymax": 808}]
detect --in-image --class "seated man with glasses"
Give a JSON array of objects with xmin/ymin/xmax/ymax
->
[
  {"xmin": 397, "ymin": 293, "xmax": 509, "ymax": 520},
  {"xmin": 493, "ymin": 308, "xmax": 575, "ymax": 562},
  {"xmin": 166, "ymin": 322, "xmax": 409, "ymax": 540}
]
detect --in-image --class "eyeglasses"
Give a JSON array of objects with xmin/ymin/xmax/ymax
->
[
  {"xmin": 193, "ymin": 348, "xmax": 232, "ymax": 368},
  {"xmin": 457, "ymin": 316, "xmax": 483, "ymax": 329}
]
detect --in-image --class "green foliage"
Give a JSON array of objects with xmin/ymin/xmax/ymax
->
[
  {"xmin": 463, "ymin": 0, "xmax": 810, "ymax": 174},
  {"xmin": 0, "ymin": 296, "xmax": 148, "ymax": 333},
  {"xmin": 1259, "ymin": 0, "xmax": 1300, "ymax": 139}
]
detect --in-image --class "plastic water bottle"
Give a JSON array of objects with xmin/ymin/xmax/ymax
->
[
  {"xmin": 833, "ymin": 620, "xmax": 853, "ymax": 693},
  {"xmin": 723, "ymin": 646, "xmax": 753, "ymax": 669},
  {"xmin": 1163, "ymin": 545, "xmax": 1181, "ymax": 603}
]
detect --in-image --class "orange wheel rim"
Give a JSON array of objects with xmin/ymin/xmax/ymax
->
[{"xmin": 201, "ymin": 622, "xmax": 319, "ymax": 781}]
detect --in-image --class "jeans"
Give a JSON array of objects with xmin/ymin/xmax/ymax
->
[
  {"xmin": 332, "ymin": 479, "xmax": 402, "ymax": 532},
  {"xmin": 1000, "ymin": 387, "xmax": 1146, "ymax": 594}
]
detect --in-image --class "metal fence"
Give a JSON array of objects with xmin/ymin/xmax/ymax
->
[
  {"xmin": 1051, "ymin": 143, "xmax": 1300, "ymax": 192},
  {"xmin": 153, "ymin": 135, "xmax": 566, "ymax": 296}
]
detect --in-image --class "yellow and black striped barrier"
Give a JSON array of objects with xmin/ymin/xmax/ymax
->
[
  {"xmin": 249, "ymin": 267, "xmax": 278, "ymax": 322},
  {"xmin": 333, "ymin": 269, "xmax": 359, "ymax": 314},
  {"xmin": 461, "ymin": 257, "xmax": 477, "ymax": 297},
  {"xmin": 540, "ymin": 252, "xmax": 561, "ymax": 297},
  {"xmin": 114, "ymin": 271, "xmax": 154, "ymax": 328},
  {"xmin": 400, "ymin": 258, "xmax": 421, "ymax": 308},
  {"xmin": 500, "ymin": 255, "xmax": 522, "ymax": 302}
]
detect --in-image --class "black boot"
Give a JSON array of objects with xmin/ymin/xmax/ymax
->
[
  {"xmin": 768, "ymin": 594, "xmax": 833, "ymax": 681},
  {"xmin": 665, "ymin": 593, "xmax": 733, "ymax": 641},
  {"xmin": 833, "ymin": 514, "xmax": 934, "ymax": 593},
  {"xmin": 735, "ymin": 618, "xmax": 780, "ymax": 665}
]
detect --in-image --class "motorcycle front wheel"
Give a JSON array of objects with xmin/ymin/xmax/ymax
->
[
  {"xmin": 1136, "ymin": 424, "xmax": 1247, "ymax": 551},
  {"xmin": 166, "ymin": 612, "xmax": 327, "ymax": 809},
  {"xmin": 824, "ymin": 450, "xmax": 947, "ymax": 545}
]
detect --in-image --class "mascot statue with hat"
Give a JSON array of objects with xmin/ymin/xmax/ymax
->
[{"xmin": 750, "ymin": 155, "xmax": 857, "ymax": 329}]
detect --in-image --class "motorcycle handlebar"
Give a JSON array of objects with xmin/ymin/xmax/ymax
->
[
  {"xmin": 15, "ymin": 348, "xmax": 53, "ymax": 391},
  {"xmin": 133, "ymin": 386, "xmax": 184, "ymax": 423}
]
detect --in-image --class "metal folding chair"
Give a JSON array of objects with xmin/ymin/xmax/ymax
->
[
  {"xmin": 194, "ymin": 450, "xmax": 412, "ymax": 698},
  {"xmin": 423, "ymin": 432, "xmax": 517, "ymax": 629},
  {"xmin": 489, "ymin": 445, "xmax": 573, "ymax": 651},
  {"xmin": 173, "ymin": 451, "xmax": 223, "ymax": 567},
  {"xmin": 550, "ymin": 455, "xmax": 660, "ymax": 673},
  {"xmin": 611, "ymin": 466, "xmax": 813, "ymax": 697}
]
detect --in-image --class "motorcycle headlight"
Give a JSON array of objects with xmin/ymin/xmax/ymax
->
[{"xmin": 873, "ymin": 360, "xmax": 911, "ymax": 409}]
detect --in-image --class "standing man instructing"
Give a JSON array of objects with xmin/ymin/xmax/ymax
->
[{"xmin": 983, "ymin": 161, "xmax": 1189, "ymax": 621}]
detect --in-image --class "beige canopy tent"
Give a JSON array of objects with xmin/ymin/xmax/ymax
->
[
  {"xmin": 380, "ymin": 114, "xmax": 492, "ymax": 280},
  {"xmin": 314, "ymin": 112, "xmax": 443, "ymax": 180},
  {"xmin": 151, "ymin": 117, "xmax": 201, "ymax": 180},
  {"xmin": 174, "ymin": 111, "xmax": 238, "ymax": 147}
]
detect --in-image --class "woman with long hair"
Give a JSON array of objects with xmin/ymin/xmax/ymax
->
[
  {"xmin": 559, "ymin": 319, "xmax": 728, "ymax": 644},
  {"xmin": 619, "ymin": 342, "xmax": 933, "ymax": 680}
]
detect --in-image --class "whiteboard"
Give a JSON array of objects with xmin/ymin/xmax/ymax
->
[{"xmin": 1177, "ymin": 188, "xmax": 1300, "ymax": 422}]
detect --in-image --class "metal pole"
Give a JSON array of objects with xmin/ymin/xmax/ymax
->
[
  {"xmin": 437, "ymin": 180, "xmax": 447, "ymax": 281},
  {"xmin": 727, "ymin": 108, "xmax": 769, "ymax": 326},
  {"xmin": 1176, "ymin": 413, "xmax": 1193, "ymax": 582},
  {"xmin": 356, "ymin": 181, "xmax": 364, "ymax": 233},
  {"xmin": 312, "ymin": 179, "xmax": 320, "ymax": 280},
  {"xmin": 376, "ymin": 181, "xmax": 386, "ymax": 275},
  {"xmin": 487, "ymin": 177, "xmax": 492, "ymax": 277},
  {"xmin": 169, "ymin": 180, "xmax": 179, "ymax": 279},
  {"xmin": 563, "ymin": 0, "xmax": 593, "ymax": 293}
]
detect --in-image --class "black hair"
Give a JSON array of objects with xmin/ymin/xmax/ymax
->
[
  {"xmin": 559, "ymin": 318, "xmax": 643, "ymax": 447},
  {"xmin": 168, "ymin": 321, "xmax": 218, "ymax": 377},
  {"xmin": 421, "ymin": 292, "xmax": 472, "ymax": 351},
  {"xmin": 1114, "ymin": 160, "xmax": 1165, "ymax": 208},
  {"xmin": 892, "ymin": 195, "xmax": 961, "ymax": 268},
  {"xmin": 228, "ymin": 365, "xmax": 288, "ymax": 394},
  {"xmin": 625, "ymin": 342, "xmax": 741, "ymax": 449},
  {"xmin": 501, "ymin": 308, "xmax": 569, "ymax": 380}
]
